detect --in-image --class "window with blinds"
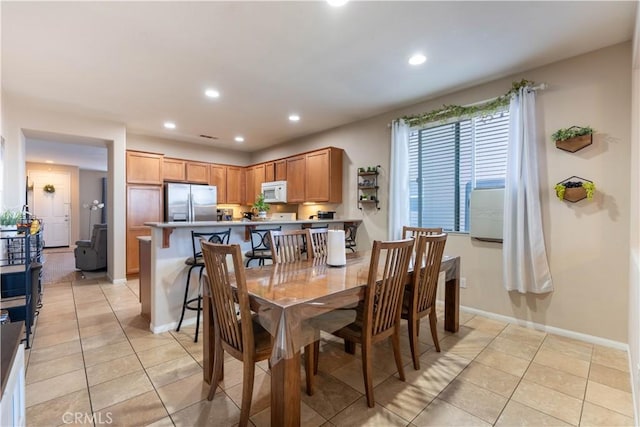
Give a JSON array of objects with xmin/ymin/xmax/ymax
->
[{"xmin": 408, "ymin": 110, "xmax": 509, "ymax": 232}]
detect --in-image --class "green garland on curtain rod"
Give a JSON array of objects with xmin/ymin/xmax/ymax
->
[{"xmin": 402, "ymin": 79, "xmax": 534, "ymax": 128}]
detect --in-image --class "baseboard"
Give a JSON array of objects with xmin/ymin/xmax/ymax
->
[
  {"xmin": 457, "ymin": 304, "xmax": 628, "ymax": 350},
  {"xmin": 151, "ymin": 317, "xmax": 196, "ymax": 334},
  {"xmin": 628, "ymin": 352, "xmax": 638, "ymax": 426},
  {"xmin": 110, "ymin": 278, "xmax": 127, "ymax": 285}
]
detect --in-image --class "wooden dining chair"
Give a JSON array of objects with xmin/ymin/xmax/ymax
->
[
  {"xmin": 323, "ymin": 238, "xmax": 414, "ymax": 408},
  {"xmin": 268, "ymin": 228, "xmax": 324, "ymax": 393},
  {"xmin": 201, "ymin": 242, "xmax": 271, "ymax": 426},
  {"xmin": 401, "ymin": 233, "xmax": 447, "ymax": 369},
  {"xmin": 269, "ymin": 229, "xmax": 308, "ymax": 263},
  {"xmin": 402, "ymin": 226, "xmax": 443, "ymax": 241},
  {"xmin": 307, "ymin": 228, "xmax": 329, "ymax": 258}
]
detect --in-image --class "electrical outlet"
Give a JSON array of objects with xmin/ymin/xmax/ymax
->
[{"xmin": 460, "ymin": 278, "xmax": 467, "ymax": 288}]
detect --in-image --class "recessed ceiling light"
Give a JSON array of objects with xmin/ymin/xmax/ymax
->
[
  {"xmin": 234, "ymin": 136, "xmax": 245, "ymax": 143},
  {"xmin": 327, "ymin": 0, "xmax": 348, "ymax": 6},
  {"xmin": 45, "ymin": 160, "xmax": 54, "ymax": 164},
  {"xmin": 408, "ymin": 53, "xmax": 427, "ymax": 66},
  {"xmin": 164, "ymin": 122, "xmax": 176, "ymax": 129},
  {"xmin": 289, "ymin": 114, "xmax": 300, "ymax": 122},
  {"xmin": 205, "ymin": 89, "xmax": 220, "ymax": 98}
]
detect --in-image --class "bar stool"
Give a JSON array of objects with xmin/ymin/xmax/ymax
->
[
  {"xmin": 177, "ymin": 228, "xmax": 231, "ymax": 342},
  {"xmin": 244, "ymin": 226, "xmax": 281, "ymax": 266},
  {"xmin": 344, "ymin": 223, "xmax": 359, "ymax": 252}
]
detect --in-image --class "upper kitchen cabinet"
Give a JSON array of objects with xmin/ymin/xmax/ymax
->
[
  {"xmin": 286, "ymin": 155, "xmax": 305, "ymax": 203},
  {"xmin": 186, "ymin": 161, "xmax": 209, "ymax": 184},
  {"xmin": 226, "ymin": 166, "xmax": 244, "ymax": 205},
  {"xmin": 305, "ymin": 148, "xmax": 343, "ymax": 203},
  {"xmin": 245, "ymin": 164, "xmax": 266, "ymax": 204},
  {"xmin": 209, "ymin": 164, "xmax": 227, "ymax": 204},
  {"xmin": 126, "ymin": 151, "xmax": 163, "ymax": 185},
  {"xmin": 275, "ymin": 160, "xmax": 287, "ymax": 181},
  {"xmin": 163, "ymin": 158, "xmax": 186, "ymax": 182},
  {"xmin": 265, "ymin": 162, "xmax": 275, "ymax": 182},
  {"xmin": 265, "ymin": 160, "xmax": 286, "ymax": 182}
]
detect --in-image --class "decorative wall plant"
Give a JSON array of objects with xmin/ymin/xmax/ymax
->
[
  {"xmin": 555, "ymin": 177, "xmax": 595, "ymax": 203},
  {"xmin": 552, "ymin": 126, "xmax": 594, "ymax": 153}
]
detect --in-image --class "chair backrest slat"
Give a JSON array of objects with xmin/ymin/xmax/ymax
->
[
  {"xmin": 307, "ymin": 228, "xmax": 329, "ymax": 258},
  {"xmin": 364, "ymin": 238, "xmax": 414, "ymax": 338},
  {"xmin": 413, "ymin": 233, "xmax": 447, "ymax": 314},
  {"xmin": 269, "ymin": 229, "xmax": 307, "ymax": 263}
]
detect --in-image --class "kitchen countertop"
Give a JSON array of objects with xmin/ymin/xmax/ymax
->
[
  {"xmin": 145, "ymin": 219, "xmax": 361, "ymax": 228},
  {"xmin": 1, "ymin": 321, "xmax": 24, "ymax": 399}
]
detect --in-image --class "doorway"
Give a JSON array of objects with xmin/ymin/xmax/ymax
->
[{"xmin": 28, "ymin": 170, "xmax": 71, "ymax": 247}]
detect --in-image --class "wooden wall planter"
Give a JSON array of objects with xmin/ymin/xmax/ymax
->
[
  {"xmin": 562, "ymin": 186, "xmax": 587, "ymax": 203},
  {"xmin": 555, "ymin": 176, "xmax": 594, "ymax": 203},
  {"xmin": 555, "ymin": 134, "xmax": 592, "ymax": 153}
]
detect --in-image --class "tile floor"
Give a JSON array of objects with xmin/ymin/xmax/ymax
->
[{"xmin": 24, "ymin": 272, "xmax": 635, "ymax": 426}]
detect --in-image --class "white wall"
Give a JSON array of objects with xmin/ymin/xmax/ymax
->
[
  {"xmin": 629, "ymin": 8, "xmax": 640, "ymax": 420},
  {"xmin": 79, "ymin": 169, "xmax": 107, "ymax": 241},
  {"xmin": 3, "ymin": 96, "xmax": 127, "ymax": 283},
  {"xmin": 127, "ymin": 134, "xmax": 251, "ymax": 166},
  {"xmin": 255, "ymin": 42, "xmax": 632, "ymax": 343}
]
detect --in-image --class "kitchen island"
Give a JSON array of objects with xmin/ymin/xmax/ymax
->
[{"xmin": 142, "ymin": 219, "xmax": 361, "ymax": 333}]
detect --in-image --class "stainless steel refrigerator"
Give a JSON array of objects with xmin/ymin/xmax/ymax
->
[{"xmin": 164, "ymin": 183, "xmax": 217, "ymax": 222}]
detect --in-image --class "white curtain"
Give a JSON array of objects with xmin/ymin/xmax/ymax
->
[
  {"xmin": 503, "ymin": 88, "xmax": 553, "ymax": 294},
  {"xmin": 388, "ymin": 119, "xmax": 410, "ymax": 240}
]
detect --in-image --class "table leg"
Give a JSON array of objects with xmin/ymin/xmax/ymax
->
[
  {"xmin": 444, "ymin": 257, "xmax": 460, "ymax": 332},
  {"xmin": 271, "ymin": 352, "xmax": 301, "ymax": 426}
]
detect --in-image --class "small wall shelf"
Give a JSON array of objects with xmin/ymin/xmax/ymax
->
[
  {"xmin": 555, "ymin": 135, "xmax": 593, "ymax": 153},
  {"xmin": 555, "ymin": 176, "xmax": 595, "ymax": 203},
  {"xmin": 553, "ymin": 126, "xmax": 594, "ymax": 153},
  {"xmin": 357, "ymin": 165, "xmax": 380, "ymax": 210}
]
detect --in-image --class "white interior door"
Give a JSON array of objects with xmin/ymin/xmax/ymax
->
[{"xmin": 29, "ymin": 170, "xmax": 71, "ymax": 247}]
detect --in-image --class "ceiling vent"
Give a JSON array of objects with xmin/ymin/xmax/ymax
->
[{"xmin": 199, "ymin": 134, "xmax": 218, "ymax": 140}]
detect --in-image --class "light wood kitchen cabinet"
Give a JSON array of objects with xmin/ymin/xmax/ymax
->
[
  {"xmin": 265, "ymin": 162, "xmax": 275, "ymax": 182},
  {"xmin": 209, "ymin": 164, "xmax": 227, "ymax": 204},
  {"xmin": 264, "ymin": 160, "xmax": 287, "ymax": 182},
  {"xmin": 245, "ymin": 164, "xmax": 265, "ymax": 204},
  {"xmin": 305, "ymin": 148, "xmax": 343, "ymax": 203},
  {"xmin": 127, "ymin": 151, "xmax": 163, "ymax": 185},
  {"xmin": 186, "ymin": 161, "xmax": 209, "ymax": 184},
  {"xmin": 286, "ymin": 155, "xmax": 306, "ymax": 203},
  {"xmin": 126, "ymin": 185, "xmax": 163, "ymax": 274},
  {"xmin": 244, "ymin": 166, "xmax": 255, "ymax": 205},
  {"xmin": 275, "ymin": 160, "xmax": 287, "ymax": 181},
  {"xmin": 226, "ymin": 166, "xmax": 244, "ymax": 204},
  {"xmin": 163, "ymin": 158, "xmax": 186, "ymax": 182}
]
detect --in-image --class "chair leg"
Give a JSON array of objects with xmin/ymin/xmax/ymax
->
[
  {"xmin": 344, "ymin": 339, "xmax": 356, "ymax": 354},
  {"xmin": 194, "ymin": 269, "xmax": 204, "ymax": 343},
  {"xmin": 313, "ymin": 340, "xmax": 320, "ymax": 374},
  {"xmin": 207, "ymin": 337, "xmax": 224, "ymax": 400},
  {"xmin": 429, "ymin": 311, "xmax": 440, "ymax": 352},
  {"xmin": 361, "ymin": 343, "xmax": 375, "ymax": 408},
  {"xmin": 391, "ymin": 330, "xmax": 406, "ymax": 382},
  {"xmin": 176, "ymin": 265, "xmax": 196, "ymax": 332},
  {"xmin": 408, "ymin": 318, "xmax": 420, "ymax": 370},
  {"xmin": 304, "ymin": 343, "xmax": 315, "ymax": 396},
  {"xmin": 239, "ymin": 359, "xmax": 256, "ymax": 427}
]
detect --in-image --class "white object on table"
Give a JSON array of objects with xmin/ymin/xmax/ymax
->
[{"xmin": 327, "ymin": 229, "xmax": 346, "ymax": 267}]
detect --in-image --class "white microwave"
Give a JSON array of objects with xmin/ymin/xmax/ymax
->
[{"xmin": 261, "ymin": 181, "xmax": 287, "ymax": 203}]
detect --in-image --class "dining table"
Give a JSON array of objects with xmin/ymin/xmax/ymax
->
[{"xmin": 202, "ymin": 250, "xmax": 460, "ymax": 426}]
